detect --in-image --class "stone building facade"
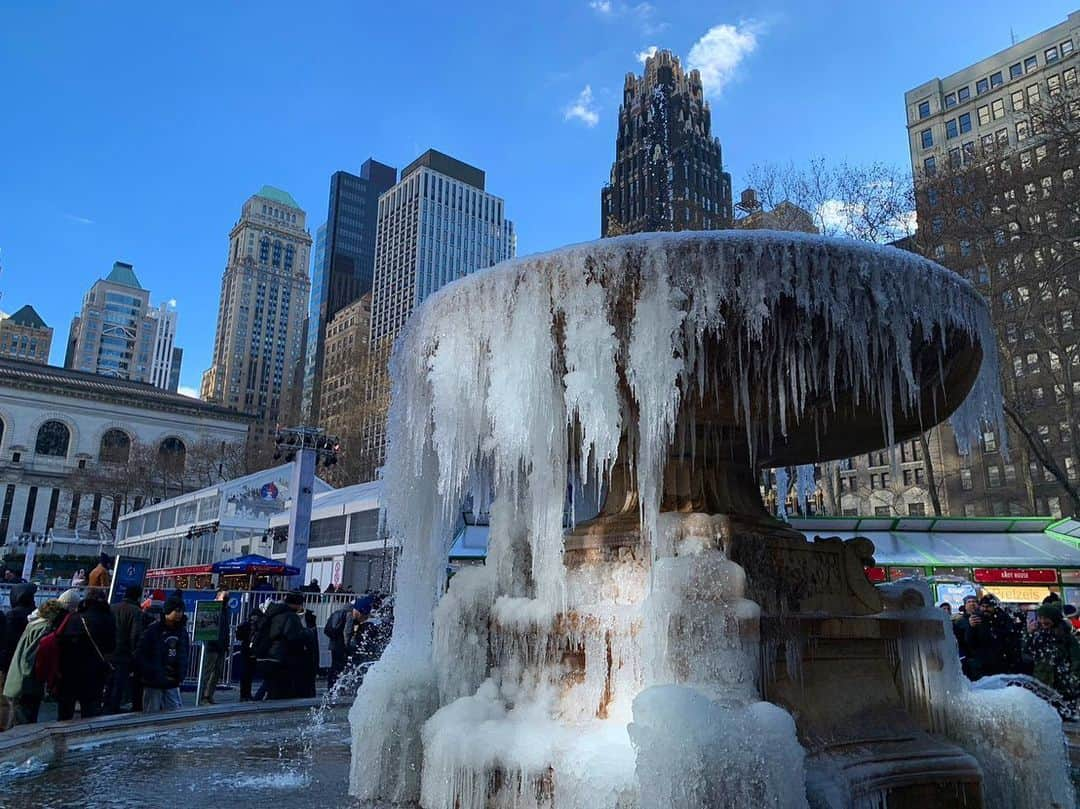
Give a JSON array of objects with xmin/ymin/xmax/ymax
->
[
  {"xmin": 0, "ymin": 306, "xmax": 52, "ymax": 364},
  {"xmin": 601, "ymin": 49, "xmax": 733, "ymax": 236},
  {"xmin": 0, "ymin": 357, "xmax": 249, "ymax": 545}
]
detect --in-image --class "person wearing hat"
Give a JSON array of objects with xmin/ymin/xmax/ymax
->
[
  {"xmin": 136, "ymin": 597, "xmax": 189, "ymax": 713},
  {"xmin": 1026, "ymin": 603, "xmax": 1080, "ymax": 700},
  {"xmin": 0, "ymin": 582, "xmax": 37, "ymax": 730},
  {"xmin": 57, "ymin": 589, "xmax": 82, "ymax": 612},
  {"xmin": 324, "ymin": 596, "xmax": 373, "ymax": 690},
  {"xmin": 261, "ymin": 592, "xmax": 306, "ymax": 699},
  {"xmin": 56, "ymin": 588, "xmax": 116, "ymax": 721}
]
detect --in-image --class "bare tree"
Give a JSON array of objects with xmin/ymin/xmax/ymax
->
[{"xmin": 914, "ymin": 86, "xmax": 1080, "ymax": 514}]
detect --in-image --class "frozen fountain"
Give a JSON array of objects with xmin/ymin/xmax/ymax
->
[{"xmin": 349, "ymin": 232, "xmax": 1075, "ymax": 809}]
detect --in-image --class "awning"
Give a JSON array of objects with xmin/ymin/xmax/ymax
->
[
  {"xmin": 804, "ymin": 530, "xmax": 1080, "ymax": 568},
  {"xmin": 211, "ymin": 554, "xmax": 300, "ymax": 576}
]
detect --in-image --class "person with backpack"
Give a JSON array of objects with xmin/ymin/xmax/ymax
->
[
  {"xmin": 136, "ymin": 597, "xmax": 189, "ymax": 713},
  {"xmin": 2, "ymin": 600, "xmax": 66, "ymax": 726},
  {"xmin": 56, "ymin": 589, "xmax": 117, "ymax": 720},
  {"xmin": 260, "ymin": 592, "xmax": 305, "ymax": 699},
  {"xmin": 105, "ymin": 585, "xmax": 145, "ymax": 713},
  {"xmin": 1, "ymin": 583, "xmax": 38, "ymax": 730}
]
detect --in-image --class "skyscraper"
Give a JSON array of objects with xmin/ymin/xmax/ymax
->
[
  {"xmin": 0, "ymin": 306, "xmax": 52, "ymax": 364},
  {"xmin": 201, "ymin": 186, "xmax": 312, "ymax": 442},
  {"xmin": 301, "ymin": 159, "xmax": 397, "ymax": 423},
  {"xmin": 359, "ymin": 149, "xmax": 516, "ymax": 479},
  {"xmin": 64, "ymin": 261, "xmax": 179, "ymax": 388},
  {"xmin": 601, "ymin": 49, "xmax": 733, "ymax": 236}
]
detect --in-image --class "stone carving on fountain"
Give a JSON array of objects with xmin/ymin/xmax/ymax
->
[{"xmin": 349, "ymin": 232, "xmax": 1075, "ymax": 809}]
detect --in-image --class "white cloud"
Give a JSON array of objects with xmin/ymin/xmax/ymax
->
[
  {"xmin": 64, "ymin": 213, "xmax": 94, "ymax": 225},
  {"xmin": 687, "ymin": 22, "xmax": 760, "ymax": 96},
  {"xmin": 590, "ymin": 1, "xmax": 664, "ymax": 33},
  {"xmin": 636, "ymin": 45, "xmax": 658, "ymax": 64},
  {"xmin": 564, "ymin": 85, "xmax": 599, "ymax": 127},
  {"xmin": 177, "ymin": 385, "xmax": 201, "ymax": 399},
  {"xmin": 589, "ymin": 0, "xmax": 612, "ymax": 13},
  {"xmin": 816, "ymin": 199, "xmax": 917, "ymax": 240}
]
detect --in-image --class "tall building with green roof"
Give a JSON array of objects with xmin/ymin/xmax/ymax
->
[{"xmin": 201, "ymin": 186, "xmax": 312, "ymax": 442}]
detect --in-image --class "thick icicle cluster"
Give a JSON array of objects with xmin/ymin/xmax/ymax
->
[{"xmin": 349, "ymin": 231, "xmax": 1005, "ymax": 806}]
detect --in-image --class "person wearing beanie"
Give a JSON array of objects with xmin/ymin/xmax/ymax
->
[
  {"xmin": 57, "ymin": 589, "xmax": 82, "ymax": 612},
  {"xmin": 0, "ymin": 582, "xmax": 38, "ymax": 730},
  {"xmin": 323, "ymin": 596, "xmax": 373, "ymax": 690},
  {"xmin": 135, "ymin": 597, "xmax": 189, "ymax": 713},
  {"xmin": 1026, "ymin": 602, "xmax": 1080, "ymax": 699},
  {"xmin": 56, "ymin": 583, "xmax": 116, "ymax": 721}
]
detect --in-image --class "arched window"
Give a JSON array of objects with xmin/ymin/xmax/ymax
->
[
  {"xmin": 100, "ymin": 429, "xmax": 131, "ymax": 463},
  {"xmin": 158, "ymin": 437, "xmax": 186, "ymax": 472},
  {"xmin": 35, "ymin": 421, "xmax": 70, "ymax": 457}
]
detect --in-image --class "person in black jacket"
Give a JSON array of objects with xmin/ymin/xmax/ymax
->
[
  {"xmin": 104, "ymin": 585, "xmax": 144, "ymax": 713},
  {"xmin": 324, "ymin": 597, "xmax": 372, "ymax": 690},
  {"xmin": 261, "ymin": 593, "xmax": 305, "ymax": 699},
  {"xmin": 0, "ymin": 583, "xmax": 35, "ymax": 730},
  {"xmin": 136, "ymin": 597, "xmax": 189, "ymax": 713},
  {"xmin": 57, "ymin": 589, "xmax": 117, "ymax": 720},
  {"xmin": 234, "ymin": 603, "xmax": 265, "ymax": 701},
  {"xmin": 964, "ymin": 595, "xmax": 1014, "ymax": 680}
]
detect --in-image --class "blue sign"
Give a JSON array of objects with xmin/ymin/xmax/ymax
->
[{"xmin": 108, "ymin": 556, "xmax": 149, "ymax": 605}]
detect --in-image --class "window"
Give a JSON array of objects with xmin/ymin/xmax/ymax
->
[
  {"xmin": 907, "ymin": 502, "xmax": 926, "ymax": 517},
  {"xmin": 1004, "ymin": 464, "xmax": 1017, "ymax": 483},
  {"xmin": 996, "ymin": 127, "xmax": 1009, "ymax": 146},
  {"xmin": 960, "ymin": 468, "xmax": 973, "ymax": 490},
  {"xmin": 988, "ymin": 466, "xmax": 1002, "ymax": 487},
  {"xmin": 1024, "ymin": 55, "xmax": 1038, "ymax": 73},
  {"xmin": 1063, "ymin": 40, "xmax": 1075, "ymax": 57},
  {"xmin": 1049, "ymin": 74, "xmax": 1062, "ymax": 97},
  {"xmin": 1046, "ymin": 46, "xmax": 1060, "ymax": 64},
  {"xmin": 920, "ymin": 128, "xmax": 933, "ymax": 149},
  {"xmin": 990, "ymin": 70, "xmax": 1003, "ymax": 88},
  {"xmin": 946, "ymin": 119, "xmax": 958, "ymax": 139},
  {"xmin": 1017, "ymin": 120, "xmax": 1030, "ymax": 141},
  {"xmin": 99, "ymin": 429, "xmax": 130, "ymax": 463},
  {"xmin": 948, "ymin": 147, "xmax": 962, "ymax": 168},
  {"xmin": 982, "ymin": 431, "xmax": 998, "ymax": 452},
  {"xmin": 1012, "ymin": 89, "xmax": 1025, "ymax": 110},
  {"xmin": 957, "ymin": 86, "xmax": 970, "ymax": 103},
  {"xmin": 1047, "ymin": 497, "xmax": 1063, "ymax": 519},
  {"xmin": 976, "ymin": 78, "xmax": 989, "ymax": 95},
  {"xmin": 918, "ymin": 99, "xmax": 930, "ymax": 119},
  {"xmin": 1027, "ymin": 83, "xmax": 1040, "ymax": 105},
  {"xmin": 963, "ymin": 140, "xmax": 975, "ymax": 159},
  {"xmin": 158, "ymin": 437, "xmax": 186, "ymax": 473},
  {"xmin": 923, "ymin": 156, "xmax": 936, "ymax": 176},
  {"xmin": 977, "ymin": 105, "xmax": 991, "ymax": 125},
  {"xmin": 35, "ymin": 421, "xmax": 70, "ymax": 457},
  {"xmin": 945, "ymin": 92, "xmax": 957, "ymax": 108},
  {"xmin": 991, "ymin": 98, "xmax": 1005, "ymax": 119},
  {"xmin": 1010, "ymin": 62, "xmax": 1023, "ymax": 79},
  {"xmin": 963, "ymin": 504, "xmax": 977, "ymax": 518},
  {"xmin": 874, "ymin": 506, "xmax": 891, "ymax": 517},
  {"xmin": 981, "ymin": 133, "xmax": 995, "ymax": 153}
]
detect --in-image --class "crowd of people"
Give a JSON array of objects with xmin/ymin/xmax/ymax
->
[
  {"xmin": 0, "ymin": 564, "xmax": 392, "ymax": 731},
  {"xmin": 945, "ymin": 592, "xmax": 1080, "ymax": 701}
]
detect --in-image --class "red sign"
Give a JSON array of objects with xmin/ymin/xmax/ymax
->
[
  {"xmin": 864, "ymin": 566, "xmax": 887, "ymax": 583},
  {"xmin": 972, "ymin": 568, "xmax": 1058, "ymax": 585},
  {"xmin": 149, "ymin": 564, "xmax": 213, "ymax": 578}
]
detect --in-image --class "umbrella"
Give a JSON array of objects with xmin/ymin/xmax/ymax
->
[{"xmin": 211, "ymin": 554, "xmax": 300, "ymax": 576}]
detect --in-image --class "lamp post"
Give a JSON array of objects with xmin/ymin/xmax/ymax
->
[{"xmin": 273, "ymin": 426, "xmax": 339, "ymax": 590}]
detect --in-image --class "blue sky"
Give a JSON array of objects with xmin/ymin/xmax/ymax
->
[{"xmin": 0, "ymin": 1, "xmax": 1075, "ymax": 394}]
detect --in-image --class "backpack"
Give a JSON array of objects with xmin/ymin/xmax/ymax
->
[
  {"xmin": 251, "ymin": 613, "xmax": 272, "ymax": 659},
  {"xmin": 34, "ymin": 613, "xmax": 73, "ymax": 693},
  {"xmin": 324, "ymin": 608, "xmax": 348, "ymax": 641}
]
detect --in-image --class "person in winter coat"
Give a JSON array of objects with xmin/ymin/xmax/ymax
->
[
  {"xmin": 199, "ymin": 589, "xmax": 230, "ymax": 705},
  {"xmin": 105, "ymin": 585, "xmax": 145, "ymax": 713},
  {"xmin": 2, "ymin": 600, "xmax": 66, "ymax": 725},
  {"xmin": 136, "ymin": 597, "xmax": 189, "ymax": 713},
  {"xmin": 0, "ymin": 582, "xmax": 38, "ymax": 730},
  {"xmin": 88, "ymin": 553, "xmax": 112, "ymax": 591},
  {"xmin": 963, "ymin": 595, "xmax": 1014, "ymax": 680},
  {"xmin": 324, "ymin": 597, "xmax": 371, "ymax": 689},
  {"xmin": 261, "ymin": 593, "xmax": 306, "ymax": 699},
  {"xmin": 297, "ymin": 610, "xmax": 319, "ymax": 698},
  {"xmin": 234, "ymin": 604, "xmax": 265, "ymax": 701},
  {"xmin": 57, "ymin": 589, "xmax": 117, "ymax": 720},
  {"xmin": 1026, "ymin": 604, "xmax": 1080, "ymax": 700}
]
